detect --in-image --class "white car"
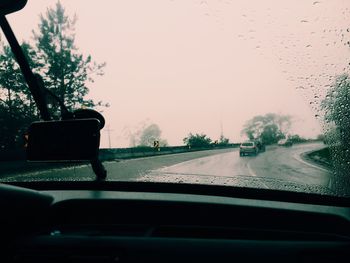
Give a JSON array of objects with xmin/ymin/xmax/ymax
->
[
  {"xmin": 239, "ymin": 141, "xmax": 259, "ymax": 156},
  {"xmin": 277, "ymin": 139, "xmax": 293, "ymax": 147}
]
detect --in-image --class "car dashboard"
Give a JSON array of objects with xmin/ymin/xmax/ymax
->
[{"xmin": 1, "ymin": 182, "xmax": 350, "ymax": 262}]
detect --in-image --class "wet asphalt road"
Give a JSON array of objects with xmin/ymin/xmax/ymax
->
[
  {"xmin": 1, "ymin": 142, "xmax": 333, "ymax": 195},
  {"xmin": 139, "ymin": 142, "xmax": 333, "ymax": 194}
]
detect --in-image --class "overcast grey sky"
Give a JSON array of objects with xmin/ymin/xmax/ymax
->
[{"xmin": 5, "ymin": 0, "xmax": 350, "ymax": 147}]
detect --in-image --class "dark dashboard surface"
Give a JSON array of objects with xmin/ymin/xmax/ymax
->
[{"xmin": 1, "ymin": 182, "xmax": 350, "ymax": 262}]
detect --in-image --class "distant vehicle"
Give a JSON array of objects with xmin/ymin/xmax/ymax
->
[
  {"xmin": 255, "ymin": 140, "xmax": 266, "ymax": 152},
  {"xmin": 239, "ymin": 141, "xmax": 259, "ymax": 156},
  {"xmin": 277, "ymin": 139, "xmax": 293, "ymax": 147}
]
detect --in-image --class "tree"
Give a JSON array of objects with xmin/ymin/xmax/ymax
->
[
  {"xmin": 241, "ymin": 113, "xmax": 291, "ymax": 145},
  {"xmin": 316, "ymin": 134, "xmax": 325, "ymax": 141},
  {"xmin": 322, "ymin": 74, "xmax": 350, "ymax": 146},
  {"xmin": 183, "ymin": 133, "xmax": 212, "ymax": 148},
  {"xmin": 138, "ymin": 124, "xmax": 167, "ymax": 147},
  {"xmin": 321, "ymin": 74, "xmax": 350, "ymax": 193},
  {"xmin": 33, "ymin": 1, "xmax": 106, "ymax": 115},
  {"xmin": 260, "ymin": 124, "xmax": 284, "ymax": 144},
  {"xmin": 0, "ymin": 42, "xmax": 41, "ymax": 149},
  {"xmin": 322, "ymin": 126, "xmax": 340, "ymax": 146},
  {"xmin": 218, "ymin": 135, "xmax": 230, "ymax": 146},
  {"xmin": 129, "ymin": 123, "xmax": 167, "ymax": 147},
  {"xmin": 288, "ymin": 134, "xmax": 307, "ymax": 143},
  {"xmin": 0, "ymin": 1, "xmax": 106, "ymax": 151}
]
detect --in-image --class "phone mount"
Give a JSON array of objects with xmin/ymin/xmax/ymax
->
[{"xmin": 26, "ymin": 111, "xmax": 108, "ymax": 181}]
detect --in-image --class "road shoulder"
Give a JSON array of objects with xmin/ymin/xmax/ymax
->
[
  {"xmin": 299, "ymin": 148, "xmax": 332, "ymax": 172},
  {"xmin": 297, "ymin": 148, "xmax": 333, "ymax": 190}
]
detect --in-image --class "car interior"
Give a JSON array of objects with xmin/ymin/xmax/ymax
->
[
  {"xmin": 1, "ymin": 181, "xmax": 350, "ymax": 262},
  {"xmin": 0, "ymin": 1, "xmax": 350, "ymax": 262}
]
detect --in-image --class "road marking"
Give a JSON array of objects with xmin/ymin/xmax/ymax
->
[
  {"xmin": 247, "ymin": 162, "xmax": 258, "ymax": 177},
  {"xmin": 292, "ymin": 153, "xmax": 330, "ymax": 173},
  {"xmin": 247, "ymin": 161, "xmax": 269, "ymax": 189}
]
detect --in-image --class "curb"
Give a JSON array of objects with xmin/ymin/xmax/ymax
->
[
  {"xmin": 300, "ymin": 148, "xmax": 332, "ymax": 171},
  {"xmin": 299, "ymin": 148, "xmax": 333, "ymax": 190}
]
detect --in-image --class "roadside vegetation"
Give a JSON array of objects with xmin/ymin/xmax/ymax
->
[
  {"xmin": 321, "ymin": 74, "xmax": 350, "ymax": 193},
  {"xmin": 128, "ymin": 123, "xmax": 168, "ymax": 148},
  {"xmin": 240, "ymin": 113, "xmax": 312, "ymax": 145}
]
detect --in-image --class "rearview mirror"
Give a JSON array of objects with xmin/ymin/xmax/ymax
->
[
  {"xmin": 26, "ymin": 119, "xmax": 101, "ymax": 162},
  {"xmin": 0, "ymin": 0, "xmax": 27, "ymax": 15}
]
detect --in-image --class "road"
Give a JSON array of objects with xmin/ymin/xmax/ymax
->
[
  {"xmin": 140, "ymin": 142, "xmax": 333, "ymax": 195},
  {"xmin": 0, "ymin": 143, "xmax": 334, "ymax": 195}
]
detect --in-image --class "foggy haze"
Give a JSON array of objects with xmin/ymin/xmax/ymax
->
[{"xmin": 5, "ymin": 0, "xmax": 350, "ymax": 148}]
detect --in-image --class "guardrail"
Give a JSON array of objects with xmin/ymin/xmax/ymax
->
[
  {"xmin": 0, "ymin": 144, "xmax": 240, "ymax": 176},
  {"xmin": 0, "ymin": 144, "xmax": 240, "ymax": 162},
  {"xmin": 99, "ymin": 144, "xmax": 240, "ymax": 161},
  {"xmin": 303, "ymin": 147, "xmax": 332, "ymax": 169}
]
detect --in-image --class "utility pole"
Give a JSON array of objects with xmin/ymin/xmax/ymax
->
[
  {"xmin": 220, "ymin": 120, "xmax": 224, "ymax": 138},
  {"xmin": 104, "ymin": 125, "xmax": 113, "ymax": 149}
]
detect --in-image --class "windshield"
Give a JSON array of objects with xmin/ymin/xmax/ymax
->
[{"xmin": 1, "ymin": 0, "xmax": 350, "ymax": 197}]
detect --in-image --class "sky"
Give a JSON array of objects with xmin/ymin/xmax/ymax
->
[{"xmin": 4, "ymin": 0, "xmax": 350, "ymax": 148}]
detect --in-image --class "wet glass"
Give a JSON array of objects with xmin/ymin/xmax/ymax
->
[{"xmin": 0, "ymin": 0, "xmax": 349, "ymax": 197}]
